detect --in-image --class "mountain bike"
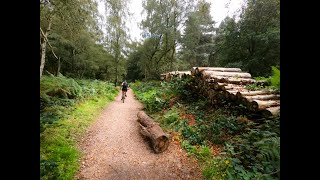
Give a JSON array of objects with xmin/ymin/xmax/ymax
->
[{"xmin": 121, "ymin": 91, "xmax": 127, "ymax": 103}]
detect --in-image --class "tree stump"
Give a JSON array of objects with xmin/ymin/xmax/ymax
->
[{"xmin": 137, "ymin": 111, "xmax": 170, "ymax": 153}]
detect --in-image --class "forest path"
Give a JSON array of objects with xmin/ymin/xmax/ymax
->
[{"xmin": 75, "ymin": 89, "xmax": 202, "ymax": 180}]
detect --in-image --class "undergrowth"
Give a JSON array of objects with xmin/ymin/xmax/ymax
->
[
  {"xmin": 247, "ymin": 66, "xmax": 280, "ymax": 91},
  {"xmin": 40, "ymin": 75, "xmax": 118, "ymax": 180},
  {"xmin": 131, "ymin": 77, "xmax": 280, "ymax": 180}
]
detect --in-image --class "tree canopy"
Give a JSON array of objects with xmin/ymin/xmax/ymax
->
[{"xmin": 40, "ymin": 0, "xmax": 280, "ymax": 81}]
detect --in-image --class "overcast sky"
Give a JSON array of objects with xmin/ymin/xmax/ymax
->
[{"xmin": 98, "ymin": 0, "xmax": 245, "ymax": 42}]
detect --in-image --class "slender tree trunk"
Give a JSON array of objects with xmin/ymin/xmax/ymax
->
[
  {"xmin": 115, "ymin": 64, "xmax": 118, "ymax": 87},
  {"xmin": 170, "ymin": 9, "xmax": 177, "ymax": 70},
  {"xmin": 144, "ymin": 64, "xmax": 147, "ymax": 79},
  {"xmin": 56, "ymin": 57, "xmax": 61, "ymax": 76},
  {"xmin": 40, "ymin": 18, "xmax": 52, "ymax": 78},
  {"xmin": 72, "ymin": 49, "xmax": 75, "ymax": 73},
  {"xmin": 105, "ymin": 65, "xmax": 109, "ymax": 80}
]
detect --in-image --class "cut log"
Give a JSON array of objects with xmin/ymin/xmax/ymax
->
[
  {"xmin": 201, "ymin": 71, "xmax": 252, "ymax": 79},
  {"xmin": 224, "ymin": 85, "xmax": 234, "ymax": 90},
  {"xmin": 205, "ymin": 76, "xmax": 257, "ymax": 85},
  {"xmin": 224, "ymin": 77, "xmax": 256, "ymax": 85},
  {"xmin": 191, "ymin": 67, "xmax": 203, "ymax": 76},
  {"xmin": 249, "ymin": 100, "xmax": 280, "ymax": 111},
  {"xmin": 239, "ymin": 90, "xmax": 279, "ymax": 96},
  {"xmin": 244, "ymin": 94, "xmax": 280, "ymax": 101},
  {"xmin": 218, "ymin": 82, "xmax": 228, "ymax": 87},
  {"xmin": 137, "ymin": 111, "xmax": 170, "ymax": 153},
  {"xmin": 260, "ymin": 106, "xmax": 280, "ymax": 117},
  {"xmin": 236, "ymin": 92, "xmax": 243, "ymax": 100},
  {"xmin": 226, "ymin": 90, "xmax": 238, "ymax": 94},
  {"xmin": 199, "ymin": 67, "xmax": 242, "ymax": 72},
  {"xmin": 229, "ymin": 92, "xmax": 237, "ymax": 101},
  {"xmin": 207, "ymin": 82, "xmax": 227, "ymax": 91}
]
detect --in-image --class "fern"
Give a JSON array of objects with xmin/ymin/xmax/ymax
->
[
  {"xmin": 255, "ymin": 137, "xmax": 280, "ymax": 176},
  {"xmin": 270, "ymin": 66, "xmax": 280, "ymax": 90}
]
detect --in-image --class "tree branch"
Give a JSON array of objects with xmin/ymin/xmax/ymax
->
[{"xmin": 40, "ymin": 27, "xmax": 58, "ymax": 59}]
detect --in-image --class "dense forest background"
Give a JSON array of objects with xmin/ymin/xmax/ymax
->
[{"xmin": 40, "ymin": 0, "xmax": 280, "ymax": 82}]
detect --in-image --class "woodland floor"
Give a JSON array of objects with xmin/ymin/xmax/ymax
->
[{"xmin": 74, "ymin": 89, "xmax": 203, "ymax": 180}]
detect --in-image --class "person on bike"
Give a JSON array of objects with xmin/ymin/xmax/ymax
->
[{"xmin": 121, "ymin": 80, "xmax": 128, "ymax": 99}]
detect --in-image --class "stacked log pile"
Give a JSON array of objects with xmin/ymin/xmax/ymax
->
[
  {"xmin": 160, "ymin": 67, "xmax": 280, "ymax": 118},
  {"xmin": 190, "ymin": 67, "xmax": 280, "ymax": 118},
  {"xmin": 161, "ymin": 71, "xmax": 191, "ymax": 81}
]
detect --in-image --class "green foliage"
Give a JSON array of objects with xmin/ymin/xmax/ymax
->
[
  {"xmin": 270, "ymin": 66, "xmax": 280, "ymax": 90},
  {"xmin": 196, "ymin": 145, "xmax": 212, "ymax": 162},
  {"xmin": 213, "ymin": 0, "xmax": 280, "ymax": 77},
  {"xmin": 203, "ymin": 157, "xmax": 231, "ymax": 179},
  {"xmin": 246, "ymin": 83, "xmax": 265, "ymax": 91},
  {"xmin": 40, "ymin": 159, "xmax": 59, "ymax": 180},
  {"xmin": 161, "ymin": 108, "xmax": 180, "ymax": 127},
  {"xmin": 223, "ymin": 118, "xmax": 280, "ymax": 180},
  {"xmin": 181, "ymin": 140, "xmax": 198, "ymax": 155},
  {"xmin": 132, "ymin": 84, "xmax": 165, "ymax": 113},
  {"xmin": 182, "ymin": 140, "xmax": 212, "ymax": 162},
  {"xmin": 181, "ymin": 124, "xmax": 204, "ymax": 145},
  {"xmin": 40, "ymin": 74, "xmax": 82, "ymax": 100},
  {"xmin": 132, "ymin": 78, "xmax": 280, "ymax": 180},
  {"xmin": 180, "ymin": 0, "xmax": 215, "ymax": 67},
  {"xmin": 40, "ymin": 76, "xmax": 118, "ymax": 180},
  {"xmin": 246, "ymin": 66, "xmax": 280, "ymax": 91},
  {"xmin": 41, "ymin": 0, "xmax": 110, "ymax": 80},
  {"xmin": 40, "ymin": 75, "xmax": 117, "ymax": 132},
  {"xmin": 131, "ymin": 80, "xmax": 179, "ymax": 113}
]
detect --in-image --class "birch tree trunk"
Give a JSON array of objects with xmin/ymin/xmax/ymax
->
[{"xmin": 40, "ymin": 18, "xmax": 52, "ymax": 78}]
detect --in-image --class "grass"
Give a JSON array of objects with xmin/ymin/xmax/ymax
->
[
  {"xmin": 40, "ymin": 76, "xmax": 119, "ymax": 180},
  {"xmin": 40, "ymin": 96, "xmax": 116, "ymax": 180}
]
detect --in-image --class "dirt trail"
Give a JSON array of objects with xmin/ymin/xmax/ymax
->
[{"xmin": 75, "ymin": 89, "xmax": 202, "ymax": 180}]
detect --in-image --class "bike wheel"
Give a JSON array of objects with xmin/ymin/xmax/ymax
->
[{"xmin": 122, "ymin": 96, "xmax": 125, "ymax": 103}]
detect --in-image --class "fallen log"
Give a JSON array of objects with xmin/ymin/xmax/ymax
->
[{"xmin": 137, "ymin": 111, "xmax": 170, "ymax": 153}]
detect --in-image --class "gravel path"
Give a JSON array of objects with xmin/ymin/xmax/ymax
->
[{"xmin": 75, "ymin": 89, "xmax": 203, "ymax": 180}]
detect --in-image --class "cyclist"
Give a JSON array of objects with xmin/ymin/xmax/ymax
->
[{"xmin": 121, "ymin": 80, "xmax": 128, "ymax": 101}]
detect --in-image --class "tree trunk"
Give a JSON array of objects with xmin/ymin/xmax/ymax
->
[
  {"xmin": 56, "ymin": 57, "xmax": 61, "ymax": 76},
  {"xmin": 40, "ymin": 18, "xmax": 52, "ymax": 78},
  {"xmin": 137, "ymin": 111, "xmax": 170, "ymax": 153}
]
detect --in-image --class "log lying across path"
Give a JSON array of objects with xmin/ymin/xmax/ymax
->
[
  {"xmin": 137, "ymin": 111, "xmax": 170, "ymax": 153},
  {"xmin": 161, "ymin": 67, "xmax": 280, "ymax": 118}
]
